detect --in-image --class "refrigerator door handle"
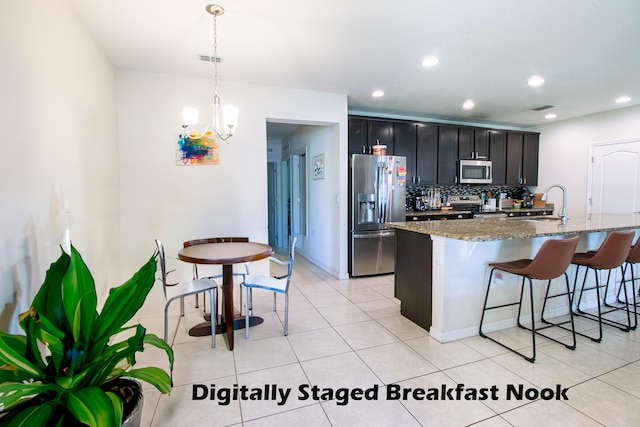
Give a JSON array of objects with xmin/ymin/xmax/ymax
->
[{"xmin": 378, "ymin": 161, "xmax": 389, "ymax": 224}]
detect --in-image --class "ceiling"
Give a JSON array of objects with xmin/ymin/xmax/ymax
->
[{"xmin": 68, "ymin": 0, "xmax": 640, "ymax": 128}]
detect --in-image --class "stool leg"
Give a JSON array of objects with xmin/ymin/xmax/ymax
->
[
  {"xmin": 537, "ymin": 273, "xmax": 577, "ymax": 350},
  {"xmin": 479, "ymin": 268, "xmax": 496, "ymax": 336},
  {"xmin": 615, "ymin": 263, "xmax": 638, "ymax": 330},
  {"xmin": 563, "ymin": 272, "xmax": 577, "ymax": 349},
  {"xmin": 573, "ymin": 266, "xmax": 603, "ymax": 343},
  {"xmin": 525, "ymin": 277, "xmax": 536, "ymax": 362},
  {"xmin": 479, "ymin": 268, "xmax": 536, "ymax": 363}
]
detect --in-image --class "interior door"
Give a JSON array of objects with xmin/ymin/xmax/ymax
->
[{"xmin": 589, "ymin": 140, "xmax": 640, "ymax": 214}]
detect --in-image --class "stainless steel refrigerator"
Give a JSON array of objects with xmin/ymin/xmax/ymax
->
[{"xmin": 349, "ymin": 154, "xmax": 407, "ymax": 277}]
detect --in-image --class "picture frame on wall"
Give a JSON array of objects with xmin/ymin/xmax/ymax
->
[{"xmin": 312, "ymin": 154, "xmax": 325, "ymax": 180}]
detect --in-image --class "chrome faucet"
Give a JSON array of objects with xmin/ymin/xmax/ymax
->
[{"xmin": 541, "ymin": 184, "xmax": 568, "ymax": 224}]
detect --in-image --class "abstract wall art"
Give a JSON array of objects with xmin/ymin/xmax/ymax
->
[{"xmin": 176, "ymin": 131, "xmax": 219, "ymax": 165}]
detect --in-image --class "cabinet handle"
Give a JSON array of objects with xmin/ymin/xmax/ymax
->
[{"xmin": 454, "ymin": 176, "xmax": 458, "ymax": 184}]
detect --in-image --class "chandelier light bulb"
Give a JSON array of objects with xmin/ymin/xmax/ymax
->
[{"xmin": 182, "ymin": 108, "xmax": 199, "ymax": 126}]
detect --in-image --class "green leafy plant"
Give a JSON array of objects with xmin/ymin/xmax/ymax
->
[{"xmin": 0, "ymin": 245, "xmax": 174, "ymax": 426}]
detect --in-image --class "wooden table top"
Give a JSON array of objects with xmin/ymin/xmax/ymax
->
[{"xmin": 177, "ymin": 241, "xmax": 273, "ymax": 265}]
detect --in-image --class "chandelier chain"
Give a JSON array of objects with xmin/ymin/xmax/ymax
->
[{"xmin": 212, "ymin": 11, "xmax": 220, "ymax": 97}]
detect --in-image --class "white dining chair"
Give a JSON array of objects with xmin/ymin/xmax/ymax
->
[
  {"xmin": 241, "ymin": 236, "xmax": 297, "ymax": 339},
  {"xmin": 156, "ymin": 239, "xmax": 219, "ymax": 347}
]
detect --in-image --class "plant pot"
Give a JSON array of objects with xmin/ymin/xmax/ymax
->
[{"xmin": 104, "ymin": 378, "xmax": 144, "ymax": 427}]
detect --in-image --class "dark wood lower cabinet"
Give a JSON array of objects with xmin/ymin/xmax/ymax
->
[{"xmin": 394, "ymin": 229, "xmax": 432, "ymax": 331}]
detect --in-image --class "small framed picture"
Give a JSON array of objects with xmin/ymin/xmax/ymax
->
[{"xmin": 312, "ymin": 154, "xmax": 325, "ymax": 180}]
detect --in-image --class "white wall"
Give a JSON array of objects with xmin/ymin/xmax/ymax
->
[
  {"xmin": 116, "ymin": 70, "xmax": 348, "ymax": 277},
  {"xmin": 533, "ymin": 105, "xmax": 640, "ymax": 215},
  {"xmin": 0, "ymin": 0, "xmax": 119, "ymax": 333}
]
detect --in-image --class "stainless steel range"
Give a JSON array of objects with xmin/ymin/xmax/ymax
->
[
  {"xmin": 448, "ymin": 195, "xmax": 482, "ymax": 212},
  {"xmin": 448, "ymin": 195, "xmax": 508, "ymax": 218}
]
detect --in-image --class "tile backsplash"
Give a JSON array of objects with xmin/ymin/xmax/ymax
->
[{"xmin": 406, "ymin": 184, "xmax": 531, "ymax": 208}]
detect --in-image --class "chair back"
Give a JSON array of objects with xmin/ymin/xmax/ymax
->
[
  {"xmin": 282, "ymin": 236, "xmax": 298, "ymax": 292},
  {"xmin": 588, "ymin": 231, "xmax": 636, "ymax": 270},
  {"xmin": 155, "ymin": 239, "xmax": 169, "ymax": 298},
  {"xmin": 183, "ymin": 237, "xmax": 249, "ymax": 247},
  {"xmin": 525, "ymin": 236, "xmax": 579, "ymax": 280},
  {"xmin": 628, "ymin": 236, "xmax": 640, "ymax": 264}
]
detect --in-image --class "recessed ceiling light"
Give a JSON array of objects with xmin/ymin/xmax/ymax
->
[
  {"xmin": 616, "ymin": 96, "xmax": 631, "ymax": 103},
  {"xmin": 371, "ymin": 90, "xmax": 384, "ymax": 97},
  {"xmin": 462, "ymin": 100, "xmax": 475, "ymax": 110},
  {"xmin": 421, "ymin": 56, "xmax": 439, "ymax": 67},
  {"xmin": 545, "ymin": 113, "xmax": 557, "ymax": 119},
  {"xmin": 528, "ymin": 75, "xmax": 545, "ymax": 87}
]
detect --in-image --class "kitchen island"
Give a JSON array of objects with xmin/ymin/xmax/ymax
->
[{"xmin": 386, "ymin": 214, "xmax": 640, "ymax": 343}]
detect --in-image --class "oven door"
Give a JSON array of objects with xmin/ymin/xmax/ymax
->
[{"xmin": 458, "ymin": 160, "xmax": 492, "ymax": 184}]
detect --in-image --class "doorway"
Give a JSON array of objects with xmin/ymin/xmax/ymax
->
[{"xmin": 588, "ymin": 139, "xmax": 640, "ymax": 214}]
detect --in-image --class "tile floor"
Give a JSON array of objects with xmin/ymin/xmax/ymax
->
[{"xmin": 132, "ymin": 256, "xmax": 640, "ymax": 427}]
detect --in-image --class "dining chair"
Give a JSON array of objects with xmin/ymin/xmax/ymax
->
[
  {"xmin": 241, "ymin": 236, "xmax": 297, "ymax": 339},
  {"xmin": 183, "ymin": 237, "xmax": 251, "ymax": 312},
  {"xmin": 156, "ymin": 239, "xmax": 218, "ymax": 347}
]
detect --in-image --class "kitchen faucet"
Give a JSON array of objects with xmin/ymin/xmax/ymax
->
[{"xmin": 541, "ymin": 184, "xmax": 568, "ymax": 224}]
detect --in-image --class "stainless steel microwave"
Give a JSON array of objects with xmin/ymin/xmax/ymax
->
[{"xmin": 458, "ymin": 159, "xmax": 492, "ymax": 184}]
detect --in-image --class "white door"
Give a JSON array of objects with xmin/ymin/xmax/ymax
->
[{"xmin": 589, "ymin": 140, "xmax": 640, "ymax": 215}]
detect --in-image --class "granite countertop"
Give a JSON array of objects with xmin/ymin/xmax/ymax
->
[
  {"xmin": 405, "ymin": 207, "xmax": 552, "ymax": 217},
  {"xmin": 387, "ymin": 213, "xmax": 640, "ymax": 242}
]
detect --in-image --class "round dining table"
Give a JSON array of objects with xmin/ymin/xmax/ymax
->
[{"xmin": 178, "ymin": 241, "xmax": 273, "ymax": 350}]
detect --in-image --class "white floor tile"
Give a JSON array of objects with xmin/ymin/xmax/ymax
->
[{"xmin": 136, "ymin": 255, "xmax": 640, "ymax": 427}]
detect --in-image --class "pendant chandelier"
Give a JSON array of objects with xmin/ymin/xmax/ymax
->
[{"xmin": 182, "ymin": 4, "xmax": 238, "ymax": 142}]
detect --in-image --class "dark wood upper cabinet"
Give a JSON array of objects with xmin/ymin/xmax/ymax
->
[
  {"xmin": 506, "ymin": 132, "xmax": 524, "ymax": 185},
  {"xmin": 489, "ymin": 130, "xmax": 507, "ymax": 185},
  {"xmin": 416, "ymin": 123, "xmax": 438, "ymax": 185},
  {"xmin": 438, "ymin": 125, "xmax": 458, "ymax": 184},
  {"xmin": 348, "ymin": 117, "xmax": 367, "ymax": 155},
  {"xmin": 368, "ymin": 120, "xmax": 394, "ymax": 154},
  {"xmin": 393, "ymin": 122, "xmax": 417, "ymax": 181},
  {"xmin": 506, "ymin": 132, "xmax": 539, "ymax": 186},
  {"xmin": 522, "ymin": 133, "xmax": 539, "ymax": 186},
  {"xmin": 347, "ymin": 115, "xmax": 539, "ymax": 188},
  {"xmin": 458, "ymin": 127, "xmax": 474, "ymax": 160},
  {"xmin": 458, "ymin": 127, "xmax": 489, "ymax": 160},
  {"xmin": 474, "ymin": 129, "xmax": 490, "ymax": 159}
]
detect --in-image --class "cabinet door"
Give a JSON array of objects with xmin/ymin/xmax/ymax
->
[
  {"xmin": 438, "ymin": 126, "xmax": 458, "ymax": 184},
  {"xmin": 348, "ymin": 117, "xmax": 367, "ymax": 155},
  {"xmin": 506, "ymin": 132, "xmax": 524, "ymax": 185},
  {"xmin": 489, "ymin": 130, "xmax": 507, "ymax": 185},
  {"xmin": 474, "ymin": 129, "xmax": 490, "ymax": 159},
  {"xmin": 368, "ymin": 120, "xmax": 394, "ymax": 153},
  {"xmin": 416, "ymin": 123, "xmax": 438, "ymax": 185},
  {"xmin": 394, "ymin": 122, "xmax": 417, "ymax": 182},
  {"xmin": 522, "ymin": 133, "xmax": 539, "ymax": 186},
  {"xmin": 458, "ymin": 127, "xmax": 474, "ymax": 160}
]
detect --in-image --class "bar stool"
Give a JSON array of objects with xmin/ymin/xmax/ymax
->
[
  {"xmin": 571, "ymin": 231, "xmax": 636, "ymax": 342},
  {"xmin": 479, "ymin": 236, "xmax": 579, "ymax": 363},
  {"xmin": 612, "ymin": 236, "xmax": 640, "ymax": 322}
]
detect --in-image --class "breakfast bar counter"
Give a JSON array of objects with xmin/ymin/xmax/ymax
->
[{"xmin": 386, "ymin": 214, "xmax": 640, "ymax": 343}]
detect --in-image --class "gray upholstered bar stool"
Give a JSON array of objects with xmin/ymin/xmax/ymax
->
[
  {"xmin": 571, "ymin": 230, "xmax": 636, "ymax": 342},
  {"xmin": 479, "ymin": 236, "xmax": 579, "ymax": 363}
]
